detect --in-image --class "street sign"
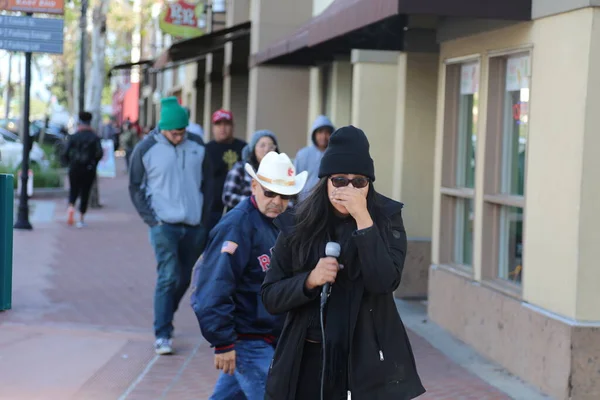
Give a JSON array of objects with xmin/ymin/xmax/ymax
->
[
  {"xmin": 0, "ymin": 0, "xmax": 65, "ymax": 15},
  {"xmin": 0, "ymin": 16, "xmax": 63, "ymax": 54}
]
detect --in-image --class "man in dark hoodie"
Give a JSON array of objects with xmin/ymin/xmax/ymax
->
[
  {"xmin": 293, "ymin": 115, "xmax": 334, "ymax": 202},
  {"xmin": 63, "ymin": 111, "xmax": 104, "ymax": 228}
]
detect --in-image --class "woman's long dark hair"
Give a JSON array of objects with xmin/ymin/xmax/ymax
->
[{"xmin": 288, "ymin": 177, "xmax": 388, "ymax": 271}]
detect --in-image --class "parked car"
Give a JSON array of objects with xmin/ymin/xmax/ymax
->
[{"xmin": 0, "ymin": 127, "xmax": 50, "ymax": 171}]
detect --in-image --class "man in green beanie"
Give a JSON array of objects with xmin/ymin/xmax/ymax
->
[{"xmin": 129, "ymin": 96, "xmax": 213, "ymax": 355}]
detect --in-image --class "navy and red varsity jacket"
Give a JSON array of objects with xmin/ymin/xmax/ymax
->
[{"xmin": 190, "ymin": 196, "xmax": 283, "ymax": 353}]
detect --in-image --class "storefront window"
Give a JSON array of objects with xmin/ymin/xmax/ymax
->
[
  {"xmin": 501, "ymin": 55, "xmax": 529, "ymax": 196},
  {"xmin": 456, "ymin": 93, "xmax": 477, "ymax": 188},
  {"xmin": 481, "ymin": 53, "xmax": 529, "ymax": 285},
  {"xmin": 498, "ymin": 54, "xmax": 529, "ymax": 283},
  {"xmin": 440, "ymin": 60, "xmax": 480, "ymax": 268},
  {"xmin": 452, "ymin": 62, "xmax": 479, "ymax": 266},
  {"xmin": 454, "ymin": 198, "xmax": 474, "ymax": 266},
  {"xmin": 498, "ymin": 206, "xmax": 523, "ymax": 283}
]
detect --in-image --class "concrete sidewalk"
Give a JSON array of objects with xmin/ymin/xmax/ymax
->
[{"xmin": 0, "ymin": 161, "xmax": 550, "ymax": 400}]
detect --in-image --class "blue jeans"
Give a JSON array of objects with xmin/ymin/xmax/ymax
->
[
  {"xmin": 149, "ymin": 223, "xmax": 207, "ymax": 339},
  {"xmin": 210, "ymin": 340, "xmax": 274, "ymax": 400}
]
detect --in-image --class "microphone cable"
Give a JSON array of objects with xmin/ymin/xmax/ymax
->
[{"xmin": 320, "ymin": 295, "xmax": 327, "ymax": 400}]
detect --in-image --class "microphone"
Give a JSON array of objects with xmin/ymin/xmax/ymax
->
[{"xmin": 320, "ymin": 242, "xmax": 341, "ymax": 308}]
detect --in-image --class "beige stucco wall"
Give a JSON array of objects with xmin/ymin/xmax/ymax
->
[
  {"xmin": 250, "ymin": 0, "xmax": 312, "ymax": 54},
  {"xmin": 182, "ymin": 64, "xmax": 198, "ymax": 122},
  {"xmin": 307, "ymin": 67, "xmax": 323, "ymax": 145},
  {"xmin": 226, "ymin": 75, "xmax": 249, "ymax": 140},
  {"xmin": 395, "ymin": 53, "xmax": 438, "ymax": 238},
  {"xmin": 247, "ymin": 0, "xmax": 312, "ymax": 155},
  {"xmin": 576, "ymin": 8, "xmax": 600, "ymax": 321},
  {"xmin": 329, "ymin": 61, "xmax": 353, "ymax": 127},
  {"xmin": 432, "ymin": 8, "xmax": 600, "ymax": 320},
  {"xmin": 307, "ymin": 60, "xmax": 352, "ymax": 136},
  {"xmin": 351, "ymin": 50, "xmax": 399, "ymax": 200},
  {"xmin": 248, "ymin": 66, "xmax": 310, "ymax": 156}
]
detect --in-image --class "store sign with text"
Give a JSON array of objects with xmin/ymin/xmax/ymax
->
[
  {"xmin": 159, "ymin": 0, "xmax": 204, "ymax": 39},
  {"xmin": 0, "ymin": 0, "xmax": 65, "ymax": 15}
]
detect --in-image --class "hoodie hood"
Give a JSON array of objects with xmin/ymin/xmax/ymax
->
[
  {"xmin": 242, "ymin": 129, "xmax": 279, "ymax": 163},
  {"xmin": 310, "ymin": 115, "xmax": 335, "ymax": 146}
]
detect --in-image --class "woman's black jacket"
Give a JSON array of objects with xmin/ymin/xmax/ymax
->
[{"xmin": 261, "ymin": 193, "xmax": 426, "ymax": 400}]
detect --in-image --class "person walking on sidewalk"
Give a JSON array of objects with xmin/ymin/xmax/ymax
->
[
  {"xmin": 221, "ymin": 129, "xmax": 279, "ymax": 212},
  {"xmin": 205, "ymin": 109, "xmax": 247, "ymax": 231},
  {"xmin": 120, "ymin": 121, "xmax": 139, "ymax": 172},
  {"xmin": 191, "ymin": 152, "xmax": 307, "ymax": 400},
  {"xmin": 261, "ymin": 126, "xmax": 426, "ymax": 399},
  {"xmin": 294, "ymin": 115, "xmax": 335, "ymax": 202},
  {"xmin": 63, "ymin": 111, "xmax": 103, "ymax": 228},
  {"xmin": 129, "ymin": 96, "xmax": 213, "ymax": 355}
]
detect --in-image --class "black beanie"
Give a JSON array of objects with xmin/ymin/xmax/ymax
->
[{"xmin": 318, "ymin": 125, "xmax": 375, "ymax": 181}]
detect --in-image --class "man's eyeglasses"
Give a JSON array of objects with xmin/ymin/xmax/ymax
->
[
  {"xmin": 263, "ymin": 189, "xmax": 293, "ymax": 201},
  {"xmin": 330, "ymin": 176, "xmax": 370, "ymax": 189}
]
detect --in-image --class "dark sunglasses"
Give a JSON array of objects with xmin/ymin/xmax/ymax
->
[
  {"xmin": 330, "ymin": 176, "xmax": 370, "ymax": 189},
  {"xmin": 263, "ymin": 189, "xmax": 293, "ymax": 201}
]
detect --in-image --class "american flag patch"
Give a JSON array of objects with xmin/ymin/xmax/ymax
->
[{"xmin": 221, "ymin": 241, "xmax": 238, "ymax": 254}]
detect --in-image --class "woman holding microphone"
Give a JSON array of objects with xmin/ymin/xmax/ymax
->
[{"xmin": 261, "ymin": 126, "xmax": 425, "ymax": 400}]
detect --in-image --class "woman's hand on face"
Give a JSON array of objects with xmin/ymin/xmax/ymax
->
[
  {"xmin": 331, "ymin": 187, "xmax": 369, "ymax": 218},
  {"xmin": 306, "ymin": 257, "xmax": 339, "ymax": 290}
]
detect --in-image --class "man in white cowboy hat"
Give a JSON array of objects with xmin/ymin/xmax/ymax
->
[{"xmin": 191, "ymin": 152, "xmax": 307, "ymax": 400}]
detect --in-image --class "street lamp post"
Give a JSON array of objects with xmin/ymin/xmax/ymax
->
[
  {"xmin": 79, "ymin": 0, "xmax": 88, "ymax": 112},
  {"xmin": 13, "ymin": 13, "xmax": 34, "ymax": 230}
]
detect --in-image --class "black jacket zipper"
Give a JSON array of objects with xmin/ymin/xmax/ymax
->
[{"xmin": 369, "ymin": 308, "xmax": 384, "ymax": 361}]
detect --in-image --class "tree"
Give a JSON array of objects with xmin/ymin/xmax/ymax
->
[
  {"xmin": 46, "ymin": 0, "xmax": 152, "ymax": 114},
  {"xmin": 85, "ymin": 0, "xmax": 110, "ymax": 133}
]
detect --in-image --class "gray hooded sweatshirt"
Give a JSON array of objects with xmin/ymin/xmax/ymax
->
[
  {"xmin": 294, "ymin": 115, "xmax": 335, "ymax": 201},
  {"xmin": 129, "ymin": 129, "xmax": 212, "ymax": 227}
]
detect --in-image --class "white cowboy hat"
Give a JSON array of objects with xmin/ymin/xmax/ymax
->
[{"xmin": 245, "ymin": 152, "xmax": 308, "ymax": 196}]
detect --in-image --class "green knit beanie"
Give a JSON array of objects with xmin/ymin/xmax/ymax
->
[{"xmin": 159, "ymin": 97, "xmax": 189, "ymax": 131}]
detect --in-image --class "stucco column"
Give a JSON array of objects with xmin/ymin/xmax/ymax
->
[
  {"xmin": 247, "ymin": 0, "xmax": 311, "ymax": 150},
  {"xmin": 307, "ymin": 67, "xmax": 322, "ymax": 145},
  {"xmin": 202, "ymin": 55, "xmax": 213, "ymax": 142},
  {"xmin": 223, "ymin": 0, "xmax": 250, "ymax": 138},
  {"xmin": 350, "ymin": 50, "xmax": 400, "ymax": 200},
  {"xmin": 393, "ymin": 52, "xmax": 438, "ymax": 298},
  {"xmin": 351, "ymin": 49, "xmax": 436, "ymax": 298},
  {"xmin": 571, "ymin": 10, "xmax": 600, "ymax": 322},
  {"xmin": 329, "ymin": 59, "xmax": 352, "ymax": 127}
]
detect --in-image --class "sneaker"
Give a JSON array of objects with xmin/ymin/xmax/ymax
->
[
  {"xmin": 76, "ymin": 221, "xmax": 87, "ymax": 229},
  {"xmin": 154, "ymin": 338, "xmax": 173, "ymax": 355},
  {"xmin": 67, "ymin": 207, "xmax": 75, "ymax": 226}
]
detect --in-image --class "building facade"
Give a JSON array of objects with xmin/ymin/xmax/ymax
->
[
  {"xmin": 254, "ymin": 1, "xmax": 600, "ymax": 399},
  {"xmin": 112, "ymin": 1, "xmax": 600, "ymax": 397}
]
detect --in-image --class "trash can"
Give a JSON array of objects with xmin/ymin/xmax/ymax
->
[{"xmin": 0, "ymin": 174, "xmax": 13, "ymax": 311}]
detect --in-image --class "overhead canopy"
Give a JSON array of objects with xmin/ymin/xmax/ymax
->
[
  {"xmin": 153, "ymin": 21, "xmax": 251, "ymax": 71},
  {"xmin": 253, "ymin": 0, "xmax": 532, "ymax": 66},
  {"xmin": 107, "ymin": 59, "xmax": 153, "ymax": 78}
]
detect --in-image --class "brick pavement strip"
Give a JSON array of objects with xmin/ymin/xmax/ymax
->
[{"xmin": 0, "ymin": 164, "xmax": 521, "ymax": 400}]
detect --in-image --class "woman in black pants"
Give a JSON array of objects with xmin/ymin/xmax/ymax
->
[{"xmin": 261, "ymin": 126, "xmax": 426, "ymax": 400}]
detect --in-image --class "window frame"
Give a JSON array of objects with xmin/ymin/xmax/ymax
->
[
  {"xmin": 481, "ymin": 48, "xmax": 532, "ymax": 293},
  {"xmin": 439, "ymin": 55, "xmax": 481, "ymax": 273}
]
